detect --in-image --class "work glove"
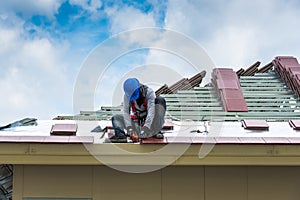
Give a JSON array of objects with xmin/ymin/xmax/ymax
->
[
  {"xmin": 140, "ymin": 126, "xmax": 153, "ymax": 139},
  {"xmin": 125, "ymin": 126, "xmax": 133, "ymax": 136}
]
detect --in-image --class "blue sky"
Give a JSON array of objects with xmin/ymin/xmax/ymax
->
[{"xmin": 1, "ymin": 0, "xmax": 300, "ymax": 124}]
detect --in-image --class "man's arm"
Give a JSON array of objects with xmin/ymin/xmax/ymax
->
[
  {"xmin": 123, "ymin": 95, "xmax": 132, "ymax": 128},
  {"xmin": 144, "ymin": 87, "xmax": 156, "ymax": 129}
]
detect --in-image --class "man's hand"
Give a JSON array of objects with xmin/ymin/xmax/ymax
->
[
  {"xmin": 126, "ymin": 126, "xmax": 139, "ymax": 142},
  {"xmin": 140, "ymin": 126, "xmax": 153, "ymax": 138},
  {"xmin": 125, "ymin": 126, "xmax": 133, "ymax": 136}
]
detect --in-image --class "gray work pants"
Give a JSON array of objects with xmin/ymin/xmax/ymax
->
[{"xmin": 112, "ymin": 96, "xmax": 166, "ymax": 137}]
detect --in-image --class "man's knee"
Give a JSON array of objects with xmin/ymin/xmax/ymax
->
[
  {"xmin": 112, "ymin": 114, "xmax": 124, "ymax": 123},
  {"xmin": 155, "ymin": 96, "xmax": 166, "ymax": 110}
]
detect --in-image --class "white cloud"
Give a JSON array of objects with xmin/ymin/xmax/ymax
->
[
  {"xmin": 0, "ymin": 15, "xmax": 72, "ymax": 124},
  {"xmin": 0, "ymin": 0, "xmax": 62, "ymax": 18},
  {"xmin": 105, "ymin": 6, "xmax": 156, "ymax": 34},
  {"xmin": 164, "ymin": 0, "xmax": 300, "ymax": 68},
  {"xmin": 3, "ymin": 0, "xmax": 300, "ymax": 124},
  {"xmin": 0, "ymin": 28, "xmax": 19, "ymax": 57},
  {"xmin": 206, "ymin": 26, "xmax": 259, "ymax": 68},
  {"xmin": 69, "ymin": 0, "xmax": 102, "ymax": 15}
]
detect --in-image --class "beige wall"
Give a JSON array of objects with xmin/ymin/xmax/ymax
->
[{"xmin": 13, "ymin": 165, "xmax": 300, "ymax": 200}]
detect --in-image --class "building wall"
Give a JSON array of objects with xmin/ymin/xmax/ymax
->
[{"xmin": 13, "ymin": 165, "xmax": 300, "ymax": 200}]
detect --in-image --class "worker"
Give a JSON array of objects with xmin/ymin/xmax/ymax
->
[{"xmin": 111, "ymin": 78, "xmax": 166, "ymax": 139}]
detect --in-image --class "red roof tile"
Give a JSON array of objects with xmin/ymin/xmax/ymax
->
[
  {"xmin": 50, "ymin": 124, "xmax": 77, "ymax": 136},
  {"xmin": 289, "ymin": 120, "xmax": 300, "ymax": 130},
  {"xmin": 241, "ymin": 120, "xmax": 269, "ymax": 130}
]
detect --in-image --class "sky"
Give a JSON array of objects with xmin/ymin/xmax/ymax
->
[{"xmin": 1, "ymin": 0, "xmax": 300, "ymax": 124}]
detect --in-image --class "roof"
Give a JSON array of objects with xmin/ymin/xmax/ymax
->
[
  {"xmin": 58, "ymin": 69, "xmax": 300, "ymax": 122},
  {"xmin": 2, "ymin": 56, "xmax": 300, "ymax": 166}
]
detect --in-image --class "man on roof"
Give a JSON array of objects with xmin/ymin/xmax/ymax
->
[{"xmin": 112, "ymin": 78, "xmax": 166, "ymax": 139}]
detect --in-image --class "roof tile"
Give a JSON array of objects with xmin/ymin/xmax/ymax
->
[{"xmin": 241, "ymin": 120, "xmax": 269, "ymax": 130}]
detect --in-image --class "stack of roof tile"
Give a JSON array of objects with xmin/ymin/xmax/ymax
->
[
  {"xmin": 241, "ymin": 61, "xmax": 261, "ymax": 76},
  {"xmin": 168, "ymin": 78, "xmax": 189, "ymax": 93},
  {"xmin": 257, "ymin": 62, "xmax": 274, "ymax": 73},
  {"xmin": 236, "ymin": 61, "xmax": 274, "ymax": 77},
  {"xmin": 154, "ymin": 84, "xmax": 169, "ymax": 96},
  {"xmin": 235, "ymin": 61, "xmax": 260, "ymax": 77},
  {"xmin": 273, "ymin": 56, "xmax": 300, "ymax": 97},
  {"xmin": 155, "ymin": 70, "xmax": 206, "ymax": 95},
  {"xmin": 236, "ymin": 68, "xmax": 245, "ymax": 76},
  {"xmin": 289, "ymin": 120, "xmax": 300, "ymax": 130},
  {"xmin": 212, "ymin": 68, "xmax": 248, "ymax": 112}
]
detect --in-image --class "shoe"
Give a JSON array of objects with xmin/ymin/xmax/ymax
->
[
  {"xmin": 109, "ymin": 134, "xmax": 127, "ymax": 140},
  {"xmin": 154, "ymin": 133, "xmax": 164, "ymax": 139},
  {"xmin": 107, "ymin": 135, "xmax": 127, "ymax": 143}
]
